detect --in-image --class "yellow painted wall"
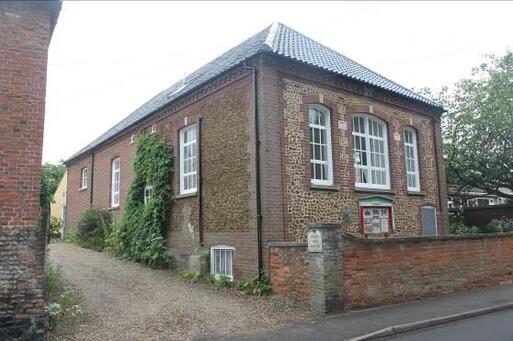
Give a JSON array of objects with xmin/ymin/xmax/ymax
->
[{"xmin": 50, "ymin": 171, "xmax": 67, "ymax": 229}]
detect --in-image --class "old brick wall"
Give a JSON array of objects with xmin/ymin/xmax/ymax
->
[
  {"xmin": 268, "ymin": 242, "xmax": 309, "ymax": 301},
  {"xmin": 66, "ymin": 154, "xmax": 93, "ymax": 233},
  {"xmin": 66, "ymin": 68, "xmax": 258, "ymax": 277},
  {"xmin": 258, "ymin": 56, "xmax": 447, "ymax": 242},
  {"xmin": 0, "ymin": 1, "xmax": 59, "ymax": 339},
  {"xmin": 269, "ymin": 233, "xmax": 513, "ymax": 309}
]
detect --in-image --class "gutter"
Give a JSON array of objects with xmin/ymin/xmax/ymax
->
[
  {"xmin": 432, "ymin": 119, "xmax": 444, "ymax": 233},
  {"xmin": 243, "ymin": 62, "xmax": 263, "ymax": 275}
]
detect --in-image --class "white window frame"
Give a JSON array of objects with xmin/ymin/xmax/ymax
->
[
  {"xmin": 111, "ymin": 158, "xmax": 120, "ymax": 208},
  {"xmin": 150, "ymin": 124, "xmax": 157, "ymax": 134},
  {"xmin": 179, "ymin": 124, "xmax": 198, "ymax": 195},
  {"xmin": 80, "ymin": 167, "xmax": 88, "ymax": 189},
  {"xmin": 210, "ymin": 245, "xmax": 235, "ymax": 281},
  {"xmin": 309, "ymin": 104, "xmax": 333, "ymax": 186},
  {"xmin": 352, "ymin": 114, "xmax": 390, "ymax": 190},
  {"xmin": 404, "ymin": 127, "xmax": 421, "ymax": 192},
  {"xmin": 144, "ymin": 185, "xmax": 153, "ymax": 204},
  {"xmin": 129, "ymin": 134, "xmax": 136, "ymax": 144}
]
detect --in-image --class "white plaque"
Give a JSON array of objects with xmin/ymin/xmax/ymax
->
[{"xmin": 308, "ymin": 229, "xmax": 323, "ymax": 253}]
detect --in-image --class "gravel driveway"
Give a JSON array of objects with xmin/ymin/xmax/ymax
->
[{"xmin": 48, "ymin": 243, "xmax": 313, "ymax": 340}]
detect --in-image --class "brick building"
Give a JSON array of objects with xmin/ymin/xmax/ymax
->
[
  {"xmin": 0, "ymin": 1, "xmax": 61, "ymax": 339},
  {"xmin": 65, "ymin": 23, "xmax": 448, "ymax": 280}
]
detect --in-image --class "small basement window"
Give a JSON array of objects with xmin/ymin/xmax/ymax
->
[{"xmin": 210, "ymin": 246, "xmax": 234, "ymax": 280}]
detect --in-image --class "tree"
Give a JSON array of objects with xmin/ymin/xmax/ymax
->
[
  {"xmin": 40, "ymin": 163, "xmax": 66, "ymax": 234},
  {"xmin": 426, "ymin": 52, "xmax": 513, "ymax": 199},
  {"xmin": 40, "ymin": 163, "xmax": 66, "ymax": 208}
]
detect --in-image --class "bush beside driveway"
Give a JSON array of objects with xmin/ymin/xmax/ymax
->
[{"xmin": 47, "ymin": 243, "xmax": 313, "ymax": 340}]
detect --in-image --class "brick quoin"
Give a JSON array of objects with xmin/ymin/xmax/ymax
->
[{"xmin": 0, "ymin": 1, "xmax": 60, "ymax": 339}]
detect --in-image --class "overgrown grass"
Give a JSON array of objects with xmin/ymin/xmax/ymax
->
[{"xmin": 44, "ymin": 261, "xmax": 84, "ymax": 331}]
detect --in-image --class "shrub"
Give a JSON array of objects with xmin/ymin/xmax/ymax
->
[
  {"xmin": 485, "ymin": 218, "xmax": 513, "ymax": 233},
  {"xmin": 48, "ymin": 216, "xmax": 63, "ymax": 241},
  {"xmin": 179, "ymin": 271, "xmax": 204, "ymax": 283},
  {"xmin": 76, "ymin": 209, "xmax": 111, "ymax": 251},
  {"xmin": 238, "ymin": 273, "xmax": 272, "ymax": 297},
  {"xmin": 209, "ymin": 275, "xmax": 232, "ymax": 289},
  {"xmin": 63, "ymin": 233, "xmax": 79, "ymax": 244},
  {"xmin": 449, "ymin": 222, "xmax": 480, "ymax": 235}
]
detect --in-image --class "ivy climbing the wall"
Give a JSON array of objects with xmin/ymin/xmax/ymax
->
[{"xmin": 108, "ymin": 134, "xmax": 174, "ymax": 268}]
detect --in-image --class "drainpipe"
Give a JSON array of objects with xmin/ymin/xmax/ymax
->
[
  {"xmin": 198, "ymin": 117, "xmax": 204, "ymax": 247},
  {"xmin": 432, "ymin": 118, "xmax": 444, "ymax": 233},
  {"xmin": 89, "ymin": 150, "xmax": 95, "ymax": 207},
  {"xmin": 243, "ymin": 61, "xmax": 263, "ymax": 276}
]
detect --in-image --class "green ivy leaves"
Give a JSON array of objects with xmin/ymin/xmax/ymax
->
[{"xmin": 113, "ymin": 133, "xmax": 174, "ymax": 268}]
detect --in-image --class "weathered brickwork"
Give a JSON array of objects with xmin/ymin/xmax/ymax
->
[
  {"xmin": 66, "ymin": 70, "xmax": 257, "ymax": 277},
  {"xmin": 268, "ymin": 242, "xmax": 309, "ymax": 301},
  {"xmin": 281, "ymin": 78, "xmax": 442, "ymax": 241},
  {"xmin": 270, "ymin": 233, "xmax": 513, "ymax": 309},
  {"xmin": 0, "ymin": 1, "xmax": 60, "ymax": 339}
]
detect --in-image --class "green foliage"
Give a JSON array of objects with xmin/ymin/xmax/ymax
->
[
  {"xmin": 425, "ymin": 52, "xmax": 513, "ymax": 198},
  {"xmin": 449, "ymin": 222, "xmax": 480, "ymax": 235},
  {"xmin": 209, "ymin": 274, "xmax": 232, "ymax": 289},
  {"xmin": 104, "ymin": 219, "xmax": 123, "ymax": 256},
  {"xmin": 44, "ymin": 261, "xmax": 83, "ymax": 330},
  {"xmin": 48, "ymin": 216, "xmax": 63, "ymax": 241},
  {"xmin": 179, "ymin": 271, "xmax": 204, "ymax": 283},
  {"xmin": 109, "ymin": 134, "xmax": 174, "ymax": 268},
  {"xmin": 40, "ymin": 163, "xmax": 66, "ymax": 241},
  {"xmin": 40, "ymin": 163, "xmax": 66, "ymax": 210},
  {"xmin": 450, "ymin": 218, "xmax": 513, "ymax": 235},
  {"xmin": 238, "ymin": 273, "xmax": 272, "ymax": 297},
  {"xmin": 76, "ymin": 209, "xmax": 111, "ymax": 251},
  {"xmin": 63, "ymin": 233, "xmax": 79, "ymax": 244},
  {"xmin": 44, "ymin": 261, "xmax": 61, "ymax": 297},
  {"xmin": 485, "ymin": 218, "xmax": 513, "ymax": 233}
]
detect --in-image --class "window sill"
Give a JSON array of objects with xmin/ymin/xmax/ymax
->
[
  {"xmin": 108, "ymin": 206, "xmax": 120, "ymax": 211},
  {"xmin": 407, "ymin": 190, "xmax": 427, "ymax": 196},
  {"xmin": 355, "ymin": 187, "xmax": 395, "ymax": 195},
  {"xmin": 176, "ymin": 191, "xmax": 197, "ymax": 199},
  {"xmin": 310, "ymin": 184, "xmax": 340, "ymax": 192},
  {"xmin": 78, "ymin": 187, "xmax": 87, "ymax": 192}
]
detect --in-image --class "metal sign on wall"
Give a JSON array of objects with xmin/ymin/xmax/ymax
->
[{"xmin": 308, "ymin": 229, "xmax": 323, "ymax": 253}]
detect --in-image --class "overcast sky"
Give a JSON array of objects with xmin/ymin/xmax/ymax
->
[{"xmin": 43, "ymin": 1, "xmax": 513, "ymax": 164}]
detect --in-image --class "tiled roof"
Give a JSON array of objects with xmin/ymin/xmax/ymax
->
[{"xmin": 66, "ymin": 22, "xmax": 442, "ymax": 162}]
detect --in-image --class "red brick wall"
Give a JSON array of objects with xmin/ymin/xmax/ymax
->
[
  {"xmin": 0, "ymin": 1, "xmax": 59, "ymax": 339},
  {"xmin": 268, "ymin": 242, "xmax": 309, "ymax": 301},
  {"xmin": 66, "ymin": 69, "xmax": 258, "ymax": 277},
  {"xmin": 270, "ymin": 233, "xmax": 513, "ymax": 309}
]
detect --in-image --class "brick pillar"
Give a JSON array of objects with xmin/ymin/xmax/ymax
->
[{"xmin": 308, "ymin": 223, "xmax": 343, "ymax": 314}]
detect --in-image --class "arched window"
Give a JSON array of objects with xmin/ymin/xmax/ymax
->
[
  {"xmin": 404, "ymin": 127, "xmax": 420, "ymax": 191},
  {"xmin": 309, "ymin": 104, "xmax": 333, "ymax": 186},
  {"xmin": 352, "ymin": 114, "xmax": 390, "ymax": 189}
]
